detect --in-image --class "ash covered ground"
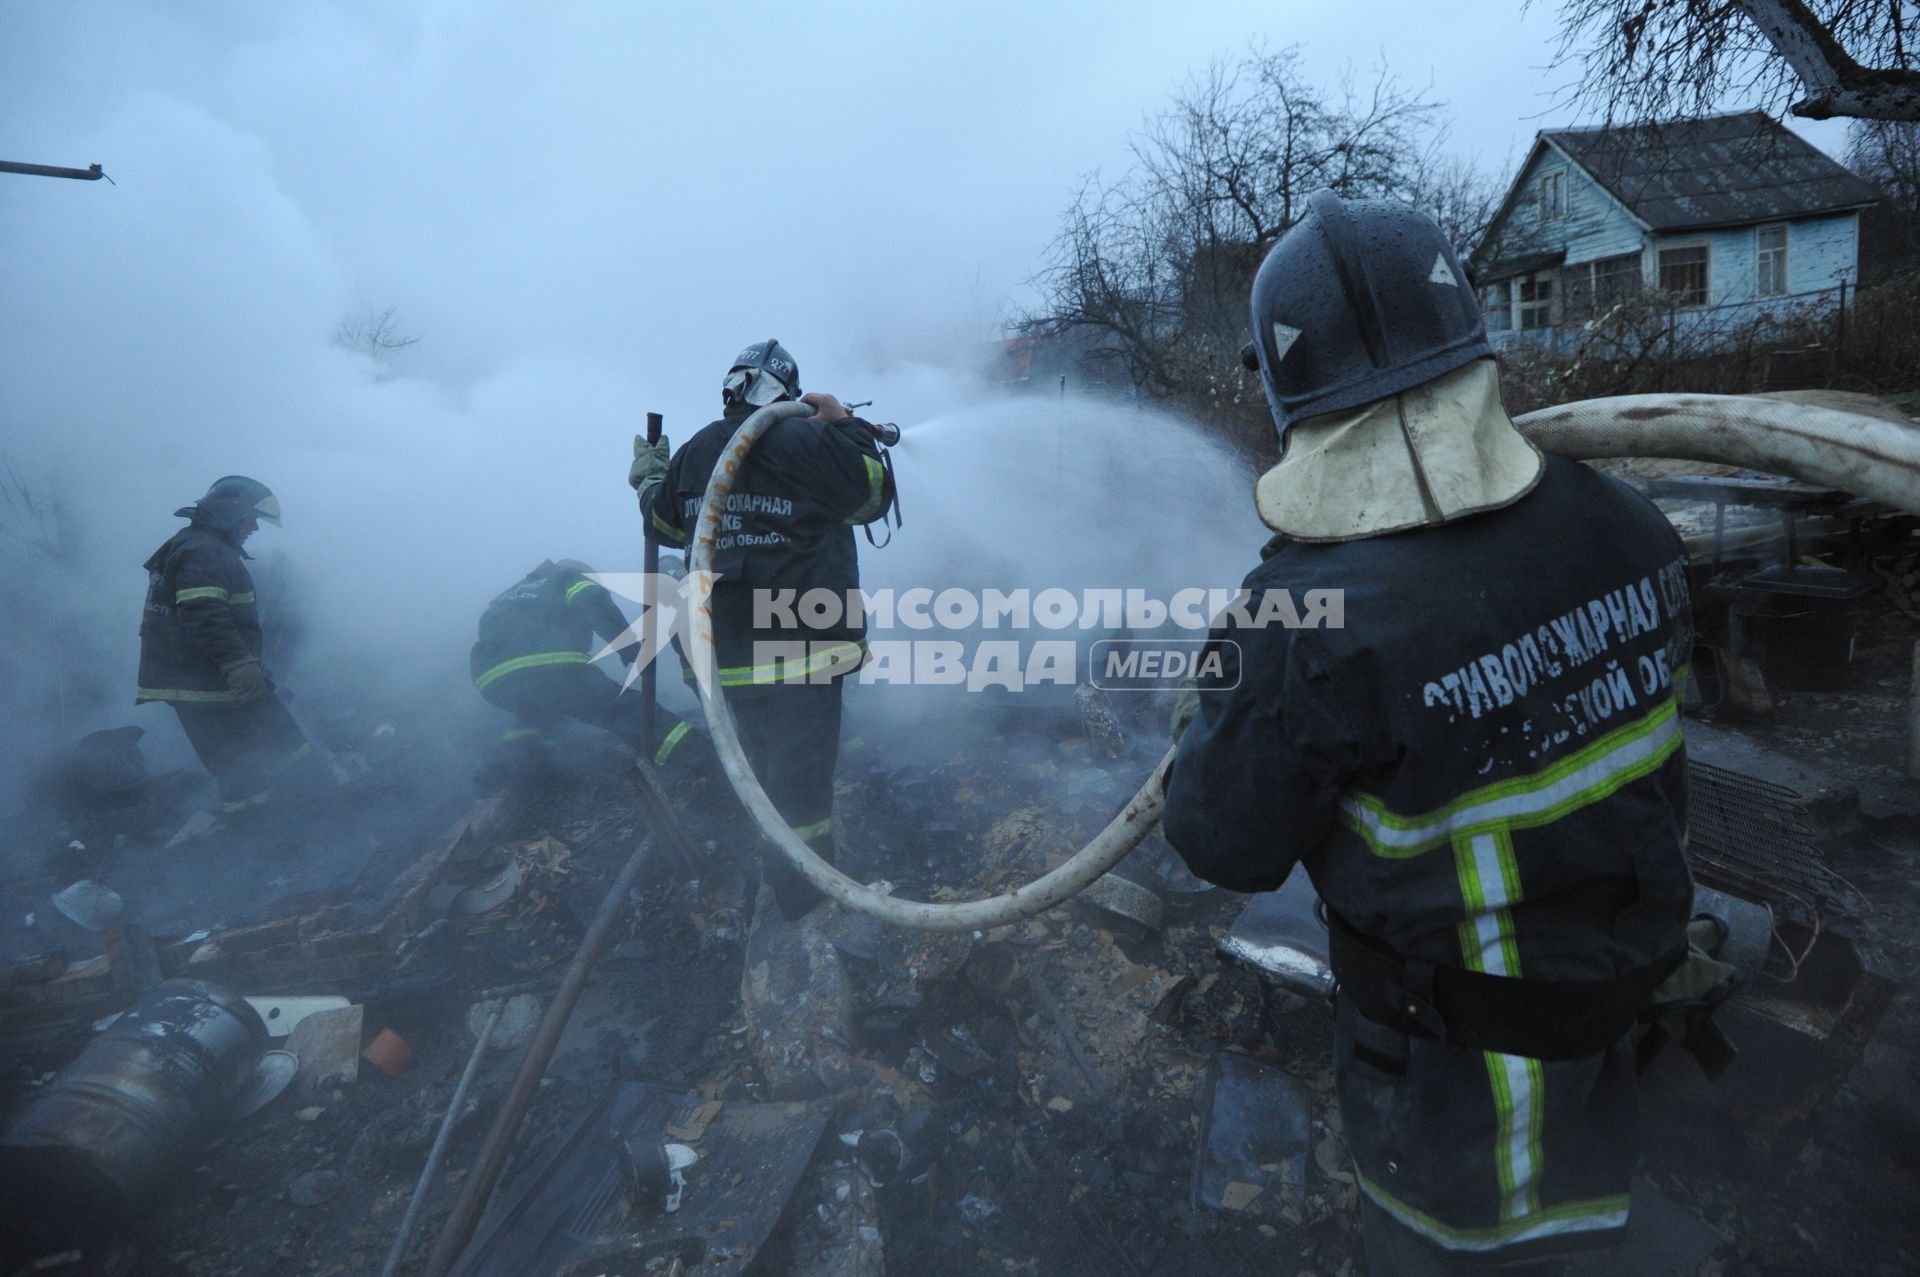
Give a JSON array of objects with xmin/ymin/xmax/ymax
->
[{"xmin": 3, "ymin": 621, "xmax": 1918, "ymax": 1275}]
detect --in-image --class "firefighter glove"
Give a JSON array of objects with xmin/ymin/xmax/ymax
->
[{"xmin": 629, "ymin": 434, "xmax": 671, "ymax": 498}]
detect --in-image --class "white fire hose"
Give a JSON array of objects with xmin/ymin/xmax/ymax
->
[{"xmin": 685, "ymin": 394, "xmax": 1920, "ymax": 932}]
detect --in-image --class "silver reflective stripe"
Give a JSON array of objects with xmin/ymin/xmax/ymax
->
[
  {"xmin": 1358, "ymin": 1174, "xmax": 1629, "ymax": 1252},
  {"xmin": 1340, "ymin": 700, "xmax": 1681, "ymax": 856},
  {"xmin": 1450, "ymin": 829, "xmax": 1545, "ymax": 1224}
]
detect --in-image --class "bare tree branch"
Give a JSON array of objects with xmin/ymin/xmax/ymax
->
[
  {"xmin": 334, "ymin": 305, "xmax": 421, "ymax": 361},
  {"xmin": 1541, "ymin": 0, "xmax": 1920, "ymax": 123},
  {"xmin": 1022, "ymin": 43, "xmax": 1477, "ymax": 409},
  {"xmin": 1740, "ymin": 0, "xmax": 1920, "ymax": 119}
]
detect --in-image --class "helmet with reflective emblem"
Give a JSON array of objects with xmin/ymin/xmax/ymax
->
[
  {"xmin": 722, "ymin": 338, "xmax": 801, "ymax": 407},
  {"xmin": 1246, "ymin": 190, "xmax": 1490, "ymax": 441}
]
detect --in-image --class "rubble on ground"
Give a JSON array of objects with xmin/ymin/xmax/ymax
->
[{"xmin": 3, "ymin": 478, "xmax": 1920, "ymax": 1276}]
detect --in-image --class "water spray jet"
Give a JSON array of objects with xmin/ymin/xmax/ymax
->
[{"xmin": 689, "ymin": 395, "xmax": 1920, "ymax": 932}]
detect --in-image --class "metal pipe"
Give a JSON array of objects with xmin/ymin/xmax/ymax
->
[
  {"xmin": 379, "ymin": 1001, "xmax": 503, "ymax": 1277},
  {"xmin": 0, "ymin": 159, "xmax": 104, "ymax": 181},
  {"xmin": 1907, "ymin": 640, "xmax": 1920, "ymax": 782},
  {"xmin": 641, "ymin": 410, "xmax": 664, "ymax": 747},
  {"xmin": 421, "ymin": 837, "xmax": 654, "ymax": 1276}
]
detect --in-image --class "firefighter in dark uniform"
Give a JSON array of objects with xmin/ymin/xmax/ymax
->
[
  {"xmin": 1162, "ymin": 194, "xmax": 1715, "ymax": 1273},
  {"xmin": 470, "ymin": 559, "xmax": 698, "ymax": 777},
  {"xmin": 137, "ymin": 476, "xmax": 318, "ymax": 816},
  {"xmin": 631, "ymin": 339, "xmax": 896, "ymax": 918}
]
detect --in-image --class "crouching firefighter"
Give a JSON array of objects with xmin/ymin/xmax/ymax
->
[
  {"xmin": 1161, "ymin": 192, "xmax": 1732, "ymax": 1274},
  {"xmin": 470, "ymin": 560, "xmax": 701, "ymax": 783},
  {"xmin": 631, "ymin": 338, "xmax": 897, "ymax": 919},
  {"xmin": 137, "ymin": 476, "xmax": 322, "ymax": 817}
]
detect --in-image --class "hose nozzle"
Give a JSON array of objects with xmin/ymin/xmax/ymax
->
[{"xmin": 870, "ymin": 421, "xmax": 902, "ymax": 447}]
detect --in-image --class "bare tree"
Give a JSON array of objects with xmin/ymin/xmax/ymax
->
[
  {"xmin": 1408, "ymin": 138, "xmax": 1508, "ymax": 256},
  {"xmin": 1848, "ymin": 116, "xmax": 1920, "ymax": 271},
  {"xmin": 1023, "ymin": 45, "xmax": 1468, "ymax": 414},
  {"xmin": 1850, "ymin": 116, "xmax": 1920, "ymax": 208},
  {"xmin": 1543, "ymin": 0, "xmax": 1920, "ymax": 123},
  {"xmin": 333, "ymin": 305, "xmax": 420, "ymax": 361}
]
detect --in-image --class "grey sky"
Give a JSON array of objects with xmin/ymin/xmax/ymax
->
[{"xmin": 0, "ymin": 1, "xmax": 1853, "ymax": 680}]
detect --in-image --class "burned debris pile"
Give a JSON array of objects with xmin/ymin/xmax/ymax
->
[{"xmin": 2, "ymin": 467, "xmax": 1919, "ymax": 1276}]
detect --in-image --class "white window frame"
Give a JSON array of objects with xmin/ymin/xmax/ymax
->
[
  {"xmin": 1656, "ymin": 241, "xmax": 1712, "ymax": 310},
  {"xmin": 1516, "ymin": 268, "xmax": 1559, "ymax": 330},
  {"xmin": 1756, "ymin": 223, "xmax": 1789, "ymax": 299}
]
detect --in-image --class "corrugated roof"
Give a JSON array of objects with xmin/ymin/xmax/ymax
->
[{"xmin": 1544, "ymin": 112, "xmax": 1880, "ymax": 230}]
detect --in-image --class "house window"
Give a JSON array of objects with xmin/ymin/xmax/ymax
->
[
  {"xmin": 1480, "ymin": 285, "xmax": 1512, "ymax": 331},
  {"xmin": 1757, "ymin": 224, "xmax": 1788, "ymax": 298},
  {"xmin": 1591, "ymin": 253, "xmax": 1643, "ymax": 308},
  {"xmin": 1565, "ymin": 253, "xmax": 1643, "ymax": 318},
  {"xmin": 1657, "ymin": 245, "xmax": 1709, "ymax": 308},
  {"xmin": 1538, "ymin": 171, "xmax": 1566, "ymax": 221},
  {"xmin": 1518, "ymin": 272, "xmax": 1556, "ymax": 329}
]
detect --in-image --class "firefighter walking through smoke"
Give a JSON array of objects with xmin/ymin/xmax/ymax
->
[
  {"xmin": 632, "ymin": 338, "xmax": 897, "ymax": 918},
  {"xmin": 136, "ymin": 475, "xmax": 320, "ymax": 817},
  {"xmin": 470, "ymin": 559, "xmax": 699, "ymax": 784},
  {"xmin": 1161, "ymin": 193, "xmax": 1725, "ymax": 1273}
]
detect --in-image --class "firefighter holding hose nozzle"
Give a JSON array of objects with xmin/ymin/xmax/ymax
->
[
  {"xmin": 1161, "ymin": 192, "xmax": 1732, "ymax": 1274},
  {"xmin": 632, "ymin": 338, "xmax": 897, "ymax": 919}
]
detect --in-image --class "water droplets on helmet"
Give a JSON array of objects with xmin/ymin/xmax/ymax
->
[{"xmin": 1247, "ymin": 190, "xmax": 1491, "ymax": 442}]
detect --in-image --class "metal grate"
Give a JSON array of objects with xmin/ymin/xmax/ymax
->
[
  {"xmin": 1686, "ymin": 759, "xmax": 1834, "ymax": 914},
  {"xmin": 559, "ymin": 1166, "xmax": 624, "ymax": 1245}
]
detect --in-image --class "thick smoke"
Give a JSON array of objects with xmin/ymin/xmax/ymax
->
[
  {"xmin": 1, "ymin": 1, "xmax": 1591, "ymax": 797},
  {"xmin": 0, "ymin": 4, "xmax": 1299, "ymax": 799}
]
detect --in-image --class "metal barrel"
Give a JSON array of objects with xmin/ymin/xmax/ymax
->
[{"xmin": 0, "ymin": 979, "xmax": 267, "ymax": 1255}]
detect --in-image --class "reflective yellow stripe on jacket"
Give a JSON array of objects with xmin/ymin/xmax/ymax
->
[
  {"xmin": 651, "ymin": 508, "xmax": 688, "ymax": 544},
  {"xmin": 844, "ymin": 455, "xmax": 887, "ymax": 524},
  {"xmin": 1339, "ymin": 691, "xmax": 1683, "ymax": 1253},
  {"xmin": 653, "ymin": 720, "xmax": 691, "ymax": 766},
  {"xmin": 1337, "ymin": 696, "xmax": 1684, "ymax": 859},
  {"xmin": 174, "ymin": 586, "xmax": 230, "ymax": 604},
  {"xmin": 473, "ymin": 650, "xmax": 592, "ymax": 691},
  {"xmin": 1357, "ymin": 1173, "xmax": 1630, "ymax": 1254},
  {"xmin": 715, "ymin": 639, "xmax": 867, "ymax": 687},
  {"xmin": 137, "ymin": 686, "xmax": 242, "ymax": 703}
]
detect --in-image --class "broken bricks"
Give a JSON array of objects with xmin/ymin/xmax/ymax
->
[{"xmin": 362, "ymin": 1026, "xmax": 415, "ymax": 1078}]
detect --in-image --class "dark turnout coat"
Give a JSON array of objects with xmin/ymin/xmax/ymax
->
[
  {"xmin": 1162, "ymin": 456, "xmax": 1696, "ymax": 1259},
  {"xmin": 641, "ymin": 402, "xmax": 895, "ymax": 689},
  {"xmin": 137, "ymin": 524, "xmax": 265, "ymax": 703},
  {"xmin": 470, "ymin": 562, "xmax": 633, "ymax": 694}
]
